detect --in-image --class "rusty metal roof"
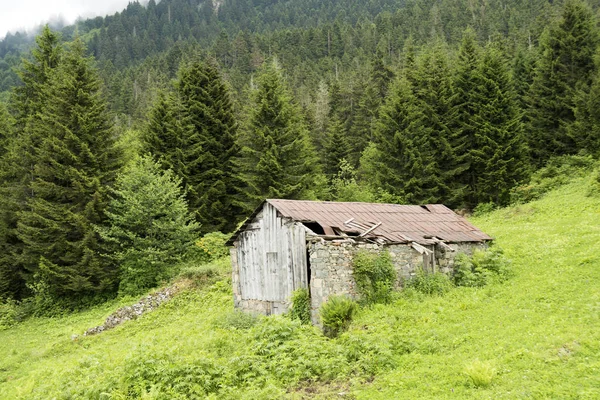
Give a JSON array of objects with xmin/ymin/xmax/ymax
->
[{"xmin": 228, "ymin": 199, "xmax": 492, "ymax": 246}]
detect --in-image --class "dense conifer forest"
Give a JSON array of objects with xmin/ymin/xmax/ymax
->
[{"xmin": 1, "ymin": 0, "xmax": 600, "ymax": 307}]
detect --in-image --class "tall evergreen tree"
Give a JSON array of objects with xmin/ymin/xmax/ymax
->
[
  {"xmin": 452, "ymin": 28, "xmax": 481, "ymax": 208},
  {"xmin": 0, "ymin": 27, "xmax": 63, "ymax": 299},
  {"xmin": 142, "ymin": 91, "xmax": 190, "ymax": 181},
  {"xmin": 348, "ymin": 51, "xmax": 394, "ymax": 165},
  {"xmin": 239, "ymin": 60, "xmax": 320, "ymax": 206},
  {"xmin": 411, "ymin": 42, "xmax": 457, "ymax": 204},
  {"xmin": 469, "ymin": 44, "xmax": 527, "ymax": 206},
  {"xmin": 570, "ymin": 69, "xmax": 600, "ymax": 156},
  {"xmin": 10, "ymin": 26, "xmax": 62, "ymax": 128},
  {"xmin": 527, "ymin": 0, "xmax": 598, "ymax": 165},
  {"xmin": 370, "ymin": 77, "xmax": 439, "ymax": 204},
  {"xmin": 176, "ymin": 61, "xmax": 245, "ymax": 234},
  {"xmin": 323, "ymin": 115, "xmax": 351, "ymax": 178},
  {"xmin": 0, "ymin": 104, "xmax": 15, "ymax": 299},
  {"xmin": 16, "ymin": 39, "xmax": 122, "ymax": 301}
]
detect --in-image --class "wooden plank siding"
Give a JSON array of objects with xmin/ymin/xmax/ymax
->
[{"xmin": 236, "ymin": 203, "xmax": 308, "ymax": 302}]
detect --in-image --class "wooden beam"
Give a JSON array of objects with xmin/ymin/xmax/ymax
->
[{"xmin": 359, "ymin": 222, "xmax": 382, "ymax": 237}]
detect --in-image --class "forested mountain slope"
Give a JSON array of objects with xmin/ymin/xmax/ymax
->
[{"xmin": 1, "ymin": 167, "xmax": 599, "ymax": 398}]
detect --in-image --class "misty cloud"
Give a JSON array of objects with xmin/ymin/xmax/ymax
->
[{"xmin": 0, "ymin": 0, "xmax": 141, "ymax": 38}]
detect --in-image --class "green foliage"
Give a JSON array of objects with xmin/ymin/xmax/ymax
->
[
  {"xmin": 330, "ymin": 159, "xmax": 378, "ymax": 202},
  {"xmin": 2, "ymin": 171, "xmax": 600, "ymax": 398},
  {"xmin": 352, "ymin": 250, "xmax": 396, "ymax": 305},
  {"xmin": 218, "ymin": 311, "xmax": 260, "ymax": 330},
  {"xmin": 465, "ymin": 43, "xmax": 528, "ymax": 208},
  {"xmin": 407, "ymin": 269, "xmax": 453, "ymax": 296},
  {"xmin": 0, "ymin": 299, "xmax": 18, "ymax": 330},
  {"xmin": 194, "ymin": 232, "xmax": 230, "ymax": 263},
  {"xmin": 98, "ymin": 156, "xmax": 199, "ymax": 296},
  {"xmin": 511, "ymin": 155, "xmax": 596, "ymax": 203},
  {"xmin": 239, "ymin": 59, "xmax": 321, "ymax": 207},
  {"xmin": 175, "ymin": 61, "xmax": 246, "ymax": 234},
  {"xmin": 289, "ymin": 288, "xmax": 311, "ymax": 324},
  {"xmin": 463, "ymin": 360, "xmax": 496, "ymax": 388},
  {"xmin": 15, "ymin": 38, "xmax": 123, "ymax": 302},
  {"xmin": 473, "ymin": 202, "xmax": 496, "ymax": 217},
  {"xmin": 527, "ymin": 0, "xmax": 598, "ymax": 164},
  {"xmin": 453, "ymin": 248, "xmax": 512, "ymax": 288},
  {"xmin": 320, "ymin": 295, "xmax": 357, "ymax": 338},
  {"xmin": 251, "ymin": 316, "xmax": 300, "ymax": 356}
]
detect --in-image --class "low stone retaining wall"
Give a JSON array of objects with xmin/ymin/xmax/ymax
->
[{"xmin": 83, "ymin": 283, "xmax": 183, "ymax": 336}]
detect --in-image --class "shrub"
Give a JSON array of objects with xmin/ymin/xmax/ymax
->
[
  {"xmin": 352, "ymin": 250, "xmax": 396, "ymax": 304},
  {"xmin": 97, "ymin": 156, "xmax": 199, "ymax": 296},
  {"xmin": 464, "ymin": 359, "xmax": 496, "ymax": 388},
  {"xmin": 588, "ymin": 167, "xmax": 600, "ymax": 196},
  {"xmin": 289, "ymin": 288, "xmax": 311, "ymax": 324},
  {"xmin": 218, "ymin": 311, "xmax": 260, "ymax": 330},
  {"xmin": 511, "ymin": 154, "xmax": 596, "ymax": 203},
  {"xmin": 195, "ymin": 232, "xmax": 231, "ymax": 263},
  {"xmin": 0, "ymin": 299, "xmax": 18, "ymax": 330},
  {"xmin": 407, "ymin": 268, "xmax": 452, "ymax": 296},
  {"xmin": 453, "ymin": 247, "xmax": 512, "ymax": 287},
  {"xmin": 320, "ymin": 295, "xmax": 357, "ymax": 338},
  {"xmin": 473, "ymin": 202, "xmax": 495, "ymax": 216},
  {"xmin": 252, "ymin": 316, "xmax": 300, "ymax": 356}
]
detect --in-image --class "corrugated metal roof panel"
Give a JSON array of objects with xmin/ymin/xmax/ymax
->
[{"xmin": 227, "ymin": 200, "xmax": 492, "ymax": 245}]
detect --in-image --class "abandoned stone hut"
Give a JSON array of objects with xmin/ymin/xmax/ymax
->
[{"xmin": 228, "ymin": 199, "xmax": 492, "ymax": 321}]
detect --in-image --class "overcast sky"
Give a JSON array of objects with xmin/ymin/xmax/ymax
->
[{"xmin": 0, "ymin": 0, "xmax": 137, "ymax": 39}]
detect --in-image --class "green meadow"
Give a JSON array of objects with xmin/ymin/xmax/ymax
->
[{"xmin": 1, "ymin": 173, "xmax": 600, "ymax": 399}]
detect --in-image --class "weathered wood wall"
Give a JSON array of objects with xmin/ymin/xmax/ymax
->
[{"xmin": 235, "ymin": 203, "xmax": 308, "ymax": 305}]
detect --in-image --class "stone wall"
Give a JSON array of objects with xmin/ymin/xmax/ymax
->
[
  {"xmin": 307, "ymin": 238, "xmax": 486, "ymax": 324},
  {"xmin": 232, "ymin": 238, "xmax": 486, "ymax": 322}
]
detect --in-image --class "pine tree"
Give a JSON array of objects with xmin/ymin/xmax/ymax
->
[
  {"xmin": 371, "ymin": 77, "xmax": 440, "ymax": 204},
  {"xmin": 452, "ymin": 28, "xmax": 481, "ymax": 208},
  {"xmin": 0, "ymin": 27, "xmax": 63, "ymax": 300},
  {"xmin": 175, "ymin": 61, "xmax": 245, "ymax": 234},
  {"xmin": 469, "ymin": 44, "xmax": 527, "ymax": 206},
  {"xmin": 142, "ymin": 91, "xmax": 190, "ymax": 179},
  {"xmin": 323, "ymin": 116, "xmax": 351, "ymax": 178},
  {"xmin": 411, "ymin": 42, "xmax": 457, "ymax": 204},
  {"xmin": 570, "ymin": 69, "xmax": 600, "ymax": 156},
  {"xmin": 527, "ymin": 0, "xmax": 598, "ymax": 165},
  {"xmin": 11, "ymin": 26, "xmax": 62, "ymax": 128},
  {"xmin": 239, "ymin": 60, "xmax": 319, "ymax": 206},
  {"xmin": 348, "ymin": 51, "xmax": 394, "ymax": 165},
  {"xmin": 0, "ymin": 104, "xmax": 15, "ymax": 299},
  {"xmin": 97, "ymin": 156, "xmax": 199, "ymax": 295},
  {"xmin": 16, "ymin": 39, "xmax": 122, "ymax": 301}
]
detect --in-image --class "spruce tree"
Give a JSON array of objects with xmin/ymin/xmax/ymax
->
[
  {"xmin": 0, "ymin": 104, "xmax": 15, "ymax": 299},
  {"xmin": 323, "ymin": 116, "xmax": 351, "ymax": 178},
  {"xmin": 16, "ymin": 39, "xmax": 122, "ymax": 301},
  {"xmin": 371, "ymin": 77, "xmax": 440, "ymax": 204},
  {"xmin": 411, "ymin": 42, "xmax": 457, "ymax": 204},
  {"xmin": 11, "ymin": 26, "xmax": 62, "ymax": 128},
  {"xmin": 98, "ymin": 156, "xmax": 199, "ymax": 295},
  {"xmin": 0, "ymin": 27, "xmax": 63, "ymax": 300},
  {"xmin": 452, "ymin": 28, "xmax": 481, "ymax": 208},
  {"xmin": 348, "ymin": 51, "xmax": 394, "ymax": 165},
  {"xmin": 469, "ymin": 45, "xmax": 527, "ymax": 206},
  {"xmin": 239, "ymin": 60, "xmax": 319, "ymax": 206},
  {"xmin": 527, "ymin": 0, "xmax": 598, "ymax": 164},
  {"xmin": 142, "ymin": 91, "xmax": 190, "ymax": 179},
  {"xmin": 175, "ymin": 61, "xmax": 245, "ymax": 234},
  {"xmin": 570, "ymin": 70, "xmax": 600, "ymax": 156}
]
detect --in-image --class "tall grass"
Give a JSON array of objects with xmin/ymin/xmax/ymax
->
[{"xmin": 2, "ymin": 173, "xmax": 600, "ymax": 398}]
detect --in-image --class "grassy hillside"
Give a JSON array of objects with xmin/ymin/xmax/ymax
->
[{"xmin": 1, "ymin": 173, "xmax": 600, "ymax": 399}]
